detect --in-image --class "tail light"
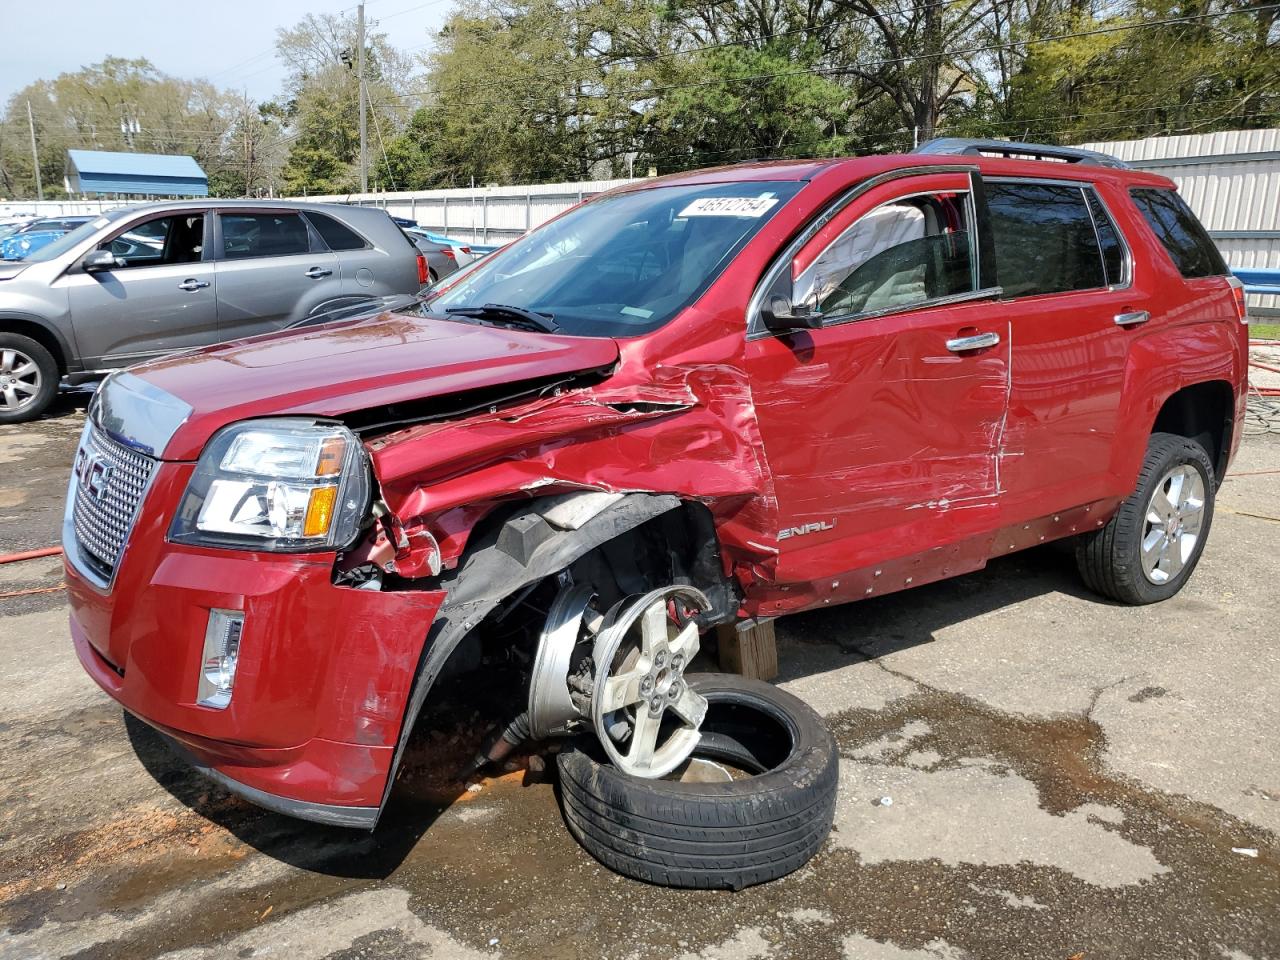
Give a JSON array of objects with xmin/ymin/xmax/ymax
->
[
  {"xmin": 1227, "ymin": 275, "xmax": 1248, "ymax": 324},
  {"xmin": 416, "ymin": 253, "xmax": 429, "ymax": 285},
  {"xmin": 459, "ymin": 246, "xmax": 472, "ymax": 256},
  {"xmin": 441, "ymin": 247, "xmax": 456, "ymax": 261}
]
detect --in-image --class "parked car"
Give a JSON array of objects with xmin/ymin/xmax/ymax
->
[
  {"xmin": 64, "ymin": 140, "xmax": 1246, "ymax": 889},
  {"xmin": 0, "ymin": 215, "xmax": 39, "ymax": 240},
  {"xmin": 0, "ymin": 215, "xmax": 95, "ymax": 261},
  {"xmin": 0, "ymin": 200, "xmax": 427, "ymax": 422},
  {"xmin": 403, "ymin": 228, "xmax": 476, "ymax": 282}
]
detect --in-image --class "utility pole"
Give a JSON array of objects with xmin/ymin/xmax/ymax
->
[
  {"xmin": 357, "ymin": 1, "xmax": 368, "ymax": 194},
  {"xmin": 26, "ymin": 100, "xmax": 43, "ymax": 201}
]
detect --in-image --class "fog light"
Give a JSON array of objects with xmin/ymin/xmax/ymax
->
[{"xmin": 198, "ymin": 609, "xmax": 244, "ymax": 709}]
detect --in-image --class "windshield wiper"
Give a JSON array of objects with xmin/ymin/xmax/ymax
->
[{"xmin": 444, "ymin": 303, "xmax": 560, "ymax": 334}]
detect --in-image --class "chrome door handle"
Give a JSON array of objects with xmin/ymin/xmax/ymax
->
[
  {"xmin": 177, "ymin": 278, "xmax": 209, "ymax": 291},
  {"xmin": 1114, "ymin": 310, "xmax": 1150, "ymax": 327},
  {"xmin": 945, "ymin": 331, "xmax": 1001, "ymax": 353},
  {"xmin": 305, "ymin": 266, "xmax": 333, "ymax": 279}
]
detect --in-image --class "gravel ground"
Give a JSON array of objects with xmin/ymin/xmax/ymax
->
[{"xmin": 1, "ymin": 402, "xmax": 1277, "ymax": 960}]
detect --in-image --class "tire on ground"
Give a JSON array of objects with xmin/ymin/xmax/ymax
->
[
  {"xmin": 0, "ymin": 332, "xmax": 59, "ymax": 425},
  {"xmin": 556, "ymin": 672, "xmax": 838, "ymax": 891},
  {"xmin": 1075, "ymin": 431, "xmax": 1216, "ymax": 605}
]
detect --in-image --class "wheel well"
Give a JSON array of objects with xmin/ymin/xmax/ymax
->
[
  {"xmin": 0, "ymin": 318, "xmax": 68, "ymax": 375},
  {"xmin": 1151, "ymin": 380, "xmax": 1234, "ymax": 484}
]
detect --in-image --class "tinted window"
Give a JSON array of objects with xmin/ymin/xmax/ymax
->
[
  {"xmin": 306, "ymin": 212, "xmax": 367, "ymax": 251},
  {"xmin": 425, "ymin": 180, "xmax": 802, "ymax": 337},
  {"xmin": 987, "ymin": 183, "xmax": 1106, "ymax": 297},
  {"xmin": 102, "ymin": 214, "xmax": 204, "ymax": 268},
  {"xmin": 1085, "ymin": 191, "xmax": 1126, "ymax": 286},
  {"xmin": 221, "ymin": 213, "xmax": 311, "ymax": 259},
  {"xmin": 1129, "ymin": 188, "xmax": 1226, "ymax": 278},
  {"xmin": 795, "ymin": 193, "xmax": 975, "ymax": 318}
]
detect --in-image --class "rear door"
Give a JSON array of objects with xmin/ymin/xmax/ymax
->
[
  {"xmin": 61, "ymin": 210, "xmax": 218, "ymax": 367},
  {"xmin": 745, "ymin": 170, "xmax": 1010, "ymax": 587},
  {"xmin": 975, "ymin": 178, "xmax": 1148, "ymax": 520},
  {"xmin": 212, "ymin": 210, "xmax": 341, "ymax": 340}
]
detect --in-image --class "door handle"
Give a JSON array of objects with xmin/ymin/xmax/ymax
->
[
  {"xmin": 305, "ymin": 266, "xmax": 333, "ymax": 279},
  {"xmin": 177, "ymin": 278, "xmax": 209, "ymax": 291},
  {"xmin": 945, "ymin": 331, "xmax": 1001, "ymax": 353},
  {"xmin": 1114, "ymin": 310, "xmax": 1150, "ymax": 327}
]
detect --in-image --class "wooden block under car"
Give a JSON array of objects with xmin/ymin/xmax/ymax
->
[{"xmin": 715, "ymin": 618, "xmax": 779, "ymax": 681}]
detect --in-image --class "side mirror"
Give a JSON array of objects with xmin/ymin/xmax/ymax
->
[
  {"xmin": 761, "ymin": 292, "xmax": 822, "ymax": 333},
  {"xmin": 82, "ymin": 249, "xmax": 117, "ymax": 273}
]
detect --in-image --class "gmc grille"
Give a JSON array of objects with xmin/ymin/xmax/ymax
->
[{"xmin": 71, "ymin": 424, "xmax": 157, "ymax": 580}]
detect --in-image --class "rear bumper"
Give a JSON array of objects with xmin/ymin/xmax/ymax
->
[{"xmin": 66, "ymin": 472, "xmax": 446, "ymax": 823}]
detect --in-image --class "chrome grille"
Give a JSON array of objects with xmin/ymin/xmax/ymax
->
[{"xmin": 71, "ymin": 423, "xmax": 157, "ymax": 577}]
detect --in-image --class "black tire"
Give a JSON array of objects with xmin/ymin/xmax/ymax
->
[
  {"xmin": 0, "ymin": 333, "xmax": 59, "ymax": 425},
  {"xmin": 1075, "ymin": 431, "xmax": 1216, "ymax": 605},
  {"xmin": 556, "ymin": 673, "xmax": 838, "ymax": 891}
]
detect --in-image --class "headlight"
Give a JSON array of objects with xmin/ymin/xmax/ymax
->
[{"xmin": 169, "ymin": 419, "xmax": 370, "ymax": 552}]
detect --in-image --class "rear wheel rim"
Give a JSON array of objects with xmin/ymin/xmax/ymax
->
[
  {"xmin": 1140, "ymin": 463, "xmax": 1206, "ymax": 585},
  {"xmin": 0, "ymin": 348, "xmax": 42, "ymax": 412}
]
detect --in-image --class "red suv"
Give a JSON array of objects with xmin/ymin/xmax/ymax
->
[{"xmin": 65, "ymin": 139, "xmax": 1249, "ymax": 829}]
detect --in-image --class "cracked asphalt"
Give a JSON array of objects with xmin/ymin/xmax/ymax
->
[{"xmin": 2, "ymin": 399, "xmax": 1278, "ymax": 960}]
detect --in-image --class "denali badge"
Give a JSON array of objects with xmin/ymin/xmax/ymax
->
[
  {"xmin": 75, "ymin": 448, "xmax": 114, "ymax": 504},
  {"xmin": 777, "ymin": 519, "xmax": 836, "ymax": 541}
]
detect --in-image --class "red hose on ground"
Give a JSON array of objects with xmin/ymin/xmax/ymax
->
[{"xmin": 0, "ymin": 546, "xmax": 63, "ymax": 565}]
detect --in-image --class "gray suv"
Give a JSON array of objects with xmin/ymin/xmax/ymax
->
[{"xmin": 0, "ymin": 200, "xmax": 424, "ymax": 423}]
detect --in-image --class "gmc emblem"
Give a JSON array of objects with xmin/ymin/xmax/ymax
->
[{"xmin": 75, "ymin": 448, "xmax": 114, "ymax": 503}]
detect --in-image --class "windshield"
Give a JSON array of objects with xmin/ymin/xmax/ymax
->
[
  {"xmin": 423, "ymin": 181, "xmax": 802, "ymax": 337},
  {"xmin": 19, "ymin": 215, "xmax": 114, "ymax": 263}
]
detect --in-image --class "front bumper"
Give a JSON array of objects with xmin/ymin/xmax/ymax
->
[{"xmin": 66, "ymin": 459, "xmax": 446, "ymax": 825}]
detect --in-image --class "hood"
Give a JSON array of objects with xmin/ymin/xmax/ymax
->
[
  {"xmin": 0, "ymin": 261, "xmax": 27, "ymax": 280},
  {"xmin": 132, "ymin": 311, "xmax": 620, "ymax": 460}
]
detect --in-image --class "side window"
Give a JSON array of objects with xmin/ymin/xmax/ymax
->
[
  {"xmin": 221, "ymin": 213, "xmax": 312, "ymax": 260},
  {"xmin": 986, "ymin": 183, "xmax": 1106, "ymax": 297},
  {"xmin": 1129, "ymin": 188, "xmax": 1227, "ymax": 279},
  {"xmin": 794, "ymin": 192, "xmax": 975, "ymax": 318},
  {"xmin": 100, "ymin": 214, "xmax": 205, "ymax": 269},
  {"xmin": 1085, "ymin": 191, "xmax": 1126, "ymax": 287},
  {"xmin": 306, "ymin": 212, "xmax": 367, "ymax": 251}
]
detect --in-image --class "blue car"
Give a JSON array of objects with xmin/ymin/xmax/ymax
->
[{"xmin": 0, "ymin": 216, "xmax": 94, "ymax": 261}]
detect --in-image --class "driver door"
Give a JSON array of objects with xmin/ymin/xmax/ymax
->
[
  {"xmin": 61, "ymin": 210, "xmax": 218, "ymax": 368},
  {"xmin": 745, "ymin": 171, "xmax": 1010, "ymax": 588}
]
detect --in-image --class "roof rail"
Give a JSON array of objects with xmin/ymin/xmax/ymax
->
[{"xmin": 912, "ymin": 137, "xmax": 1131, "ymax": 170}]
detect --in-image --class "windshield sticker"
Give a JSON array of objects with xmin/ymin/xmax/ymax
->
[
  {"xmin": 678, "ymin": 196, "xmax": 779, "ymax": 218},
  {"xmin": 620, "ymin": 305, "xmax": 653, "ymax": 318}
]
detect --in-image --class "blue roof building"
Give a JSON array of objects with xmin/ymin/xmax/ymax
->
[{"xmin": 65, "ymin": 150, "xmax": 208, "ymax": 198}]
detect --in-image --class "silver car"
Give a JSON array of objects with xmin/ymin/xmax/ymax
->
[{"xmin": 0, "ymin": 200, "xmax": 424, "ymax": 423}]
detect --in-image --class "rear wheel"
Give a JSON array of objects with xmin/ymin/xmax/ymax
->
[
  {"xmin": 0, "ymin": 334, "xmax": 58, "ymax": 424},
  {"xmin": 1076, "ymin": 432, "xmax": 1215, "ymax": 604}
]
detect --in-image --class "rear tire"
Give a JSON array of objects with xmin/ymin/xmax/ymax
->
[
  {"xmin": 0, "ymin": 333, "xmax": 58, "ymax": 425},
  {"xmin": 1075, "ymin": 432, "xmax": 1215, "ymax": 605},
  {"xmin": 556, "ymin": 673, "xmax": 838, "ymax": 891}
]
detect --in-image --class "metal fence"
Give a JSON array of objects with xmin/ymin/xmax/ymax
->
[{"xmin": 1082, "ymin": 129, "xmax": 1280, "ymax": 315}]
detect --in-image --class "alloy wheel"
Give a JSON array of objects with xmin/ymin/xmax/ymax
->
[
  {"xmin": 0, "ymin": 348, "xmax": 42, "ymax": 413},
  {"xmin": 1140, "ymin": 463, "xmax": 1206, "ymax": 584}
]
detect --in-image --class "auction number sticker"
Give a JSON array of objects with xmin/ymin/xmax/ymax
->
[{"xmin": 679, "ymin": 195, "xmax": 779, "ymax": 218}]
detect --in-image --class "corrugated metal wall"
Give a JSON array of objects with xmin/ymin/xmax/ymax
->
[
  {"xmin": 1081, "ymin": 129, "xmax": 1280, "ymax": 313},
  {"xmin": 306, "ymin": 178, "xmax": 641, "ymax": 244}
]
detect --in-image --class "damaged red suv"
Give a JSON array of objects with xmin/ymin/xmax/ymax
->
[{"xmin": 66, "ymin": 139, "xmax": 1248, "ymax": 830}]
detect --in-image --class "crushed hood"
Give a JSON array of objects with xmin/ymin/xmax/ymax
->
[{"xmin": 131, "ymin": 311, "xmax": 620, "ymax": 460}]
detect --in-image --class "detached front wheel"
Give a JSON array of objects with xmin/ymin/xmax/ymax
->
[
  {"xmin": 1076, "ymin": 432, "xmax": 1216, "ymax": 604},
  {"xmin": 557, "ymin": 673, "xmax": 838, "ymax": 891}
]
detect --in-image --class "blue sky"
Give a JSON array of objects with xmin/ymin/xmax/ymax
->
[{"xmin": 1, "ymin": 0, "xmax": 449, "ymax": 106}]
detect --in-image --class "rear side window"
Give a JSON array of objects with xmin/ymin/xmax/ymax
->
[
  {"xmin": 306, "ymin": 212, "xmax": 367, "ymax": 251},
  {"xmin": 986, "ymin": 183, "xmax": 1106, "ymax": 297},
  {"xmin": 221, "ymin": 213, "xmax": 311, "ymax": 260},
  {"xmin": 1129, "ymin": 188, "xmax": 1227, "ymax": 278}
]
